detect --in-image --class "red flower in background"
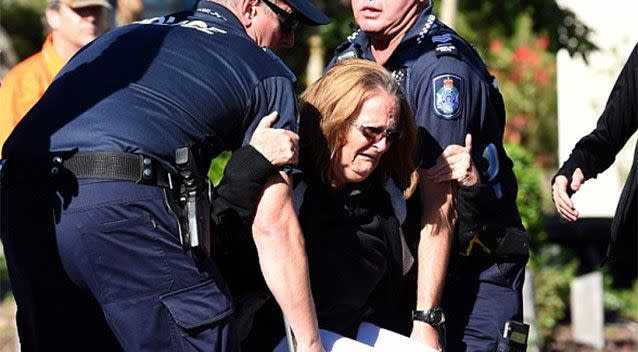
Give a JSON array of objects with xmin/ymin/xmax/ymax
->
[
  {"xmin": 489, "ymin": 39, "xmax": 504, "ymax": 54},
  {"xmin": 513, "ymin": 44, "xmax": 532, "ymax": 62},
  {"xmin": 513, "ymin": 44, "xmax": 541, "ymax": 68},
  {"xmin": 536, "ymin": 36, "xmax": 550, "ymax": 50}
]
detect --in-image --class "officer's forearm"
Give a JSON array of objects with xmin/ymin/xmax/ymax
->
[
  {"xmin": 415, "ymin": 176, "xmax": 455, "ymax": 334},
  {"xmin": 252, "ymin": 172, "xmax": 321, "ymax": 350}
]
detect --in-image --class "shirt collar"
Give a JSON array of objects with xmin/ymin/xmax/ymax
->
[
  {"xmin": 194, "ymin": 1, "xmax": 245, "ymax": 33},
  {"xmin": 41, "ymin": 33, "xmax": 66, "ymax": 76},
  {"xmin": 399, "ymin": 5, "xmax": 436, "ymax": 45},
  {"xmin": 353, "ymin": 6, "xmax": 437, "ymax": 58}
]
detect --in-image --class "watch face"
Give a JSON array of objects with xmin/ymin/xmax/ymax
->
[
  {"xmin": 428, "ymin": 309, "xmax": 442, "ymax": 324},
  {"xmin": 412, "ymin": 308, "xmax": 445, "ymax": 326},
  {"xmin": 427, "ymin": 307, "xmax": 445, "ymax": 326}
]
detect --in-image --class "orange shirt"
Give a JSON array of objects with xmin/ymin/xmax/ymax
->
[{"xmin": 0, "ymin": 34, "xmax": 65, "ymax": 152}]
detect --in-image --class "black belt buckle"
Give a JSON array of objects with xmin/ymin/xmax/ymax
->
[
  {"xmin": 136, "ymin": 154, "xmax": 174, "ymax": 189},
  {"xmin": 138, "ymin": 155, "xmax": 158, "ymax": 185}
]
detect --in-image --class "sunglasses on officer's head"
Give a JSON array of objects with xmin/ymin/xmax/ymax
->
[{"xmin": 261, "ymin": 0, "xmax": 299, "ymax": 33}]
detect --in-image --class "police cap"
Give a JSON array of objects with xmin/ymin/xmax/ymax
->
[
  {"xmin": 282, "ymin": 0, "xmax": 330, "ymax": 25},
  {"xmin": 50, "ymin": 0, "xmax": 113, "ymax": 10}
]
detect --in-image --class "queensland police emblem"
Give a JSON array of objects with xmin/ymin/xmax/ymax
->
[{"xmin": 433, "ymin": 74, "xmax": 462, "ymax": 119}]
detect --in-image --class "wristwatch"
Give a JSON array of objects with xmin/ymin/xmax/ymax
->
[{"xmin": 412, "ymin": 307, "xmax": 446, "ymax": 327}]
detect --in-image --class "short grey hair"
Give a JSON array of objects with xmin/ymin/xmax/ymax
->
[{"xmin": 208, "ymin": 0, "xmax": 236, "ymax": 6}]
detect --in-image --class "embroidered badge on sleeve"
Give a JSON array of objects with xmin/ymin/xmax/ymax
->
[{"xmin": 432, "ymin": 74, "xmax": 463, "ymax": 119}]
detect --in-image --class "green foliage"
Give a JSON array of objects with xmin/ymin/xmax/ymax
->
[
  {"xmin": 1, "ymin": 1, "xmax": 47, "ymax": 61},
  {"xmin": 532, "ymin": 250, "xmax": 579, "ymax": 342},
  {"xmin": 207, "ymin": 151, "xmax": 231, "ymax": 186},
  {"xmin": 0, "ymin": 256, "xmax": 8, "ymax": 286},
  {"xmin": 604, "ymin": 276, "xmax": 638, "ymax": 321},
  {"xmin": 0, "ymin": 254, "xmax": 10, "ymax": 301},
  {"xmin": 506, "ymin": 143, "xmax": 545, "ymax": 244},
  {"xmin": 316, "ymin": 10, "xmax": 355, "ymax": 63}
]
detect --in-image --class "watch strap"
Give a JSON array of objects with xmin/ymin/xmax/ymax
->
[{"xmin": 411, "ymin": 307, "xmax": 446, "ymax": 327}]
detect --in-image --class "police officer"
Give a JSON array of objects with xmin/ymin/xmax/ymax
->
[
  {"xmin": 330, "ymin": 0, "xmax": 527, "ymax": 351},
  {"xmin": 0, "ymin": 0, "xmax": 329, "ymax": 351}
]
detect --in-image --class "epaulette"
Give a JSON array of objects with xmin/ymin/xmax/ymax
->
[
  {"xmin": 431, "ymin": 32, "xmax": 461, "ymax": 59},
  {"xmin": 333, "ymin": 28, "xmax": 363, "ymax": 63},
  {"xmin": 262, "ymin": 47, "xmax": 297, "ymax": 83}
]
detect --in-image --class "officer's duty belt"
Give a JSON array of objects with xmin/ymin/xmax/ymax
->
[{"xmin": 1, "ymin": 152, "xmax": 173, "ymax": 188}]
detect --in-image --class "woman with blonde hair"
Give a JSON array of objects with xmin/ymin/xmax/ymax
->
[
  {"xmin": 247, "ymin": 59, "xmax": 428, "ymax": 351},
  {"xmin": 298, "ymin": 59, "xmax": 418, "ymax": 198}
]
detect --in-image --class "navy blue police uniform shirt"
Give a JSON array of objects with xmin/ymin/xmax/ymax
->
[
  {"xmin": 329, "ymin": 6, "xmax": 524, "ymax": 239},
  {"xmin": 331, "ymin": 8, "xmax": 507, "ymax": 171},
  {"xmin": 3, "ymin": 1, "xmax": 299, "ymax": 175}
]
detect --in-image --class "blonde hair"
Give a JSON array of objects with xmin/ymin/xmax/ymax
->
[{"xmin": 299, "ymin": 59, "xmax": 418, "ymax": 198}]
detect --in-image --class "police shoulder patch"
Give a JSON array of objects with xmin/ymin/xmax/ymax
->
[{"xmin": 432, "ymin": 74, "xmax": 463, "ymax": 119}]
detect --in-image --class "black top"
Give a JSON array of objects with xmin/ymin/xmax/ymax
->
[
  {"xmin": 3, "ymin": 1, "xmax": 299, "ymax": 177},
  {"xmin": 555, "ymin": 43, "xmax": 637, "ymax": 258},
  {"xmin": 219, "ymin": 174, "xmax": 408, "ymax": 349},
  {"xmin": 298, "ymin": 179, "xmax": 404, "ymax": 337}
]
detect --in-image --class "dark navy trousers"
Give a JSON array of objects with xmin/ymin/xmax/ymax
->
[
  {"xmin": 1, "ymin": 179, "xmax": 238, "ymax": 351},
  {"xmin": 442, "ymin": 257, "xmax": 526, "ymax": 352}
]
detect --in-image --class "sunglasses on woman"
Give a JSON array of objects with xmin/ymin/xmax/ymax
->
[{"xmin": 351, "ymin": 122, "xmax": 403, "ymax": 143}]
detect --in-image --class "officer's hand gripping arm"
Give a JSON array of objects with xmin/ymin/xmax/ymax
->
[
  {"xmin": 211, "ymin": 113, "xmax": 299, "ymax": 249},
  {"xmin": 426, "ymin": 134, "xmax": 479, "ymax": 187},
  {"xmin": 248, "ymin": 112, "xmax": 299, "ymax": 168}
]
